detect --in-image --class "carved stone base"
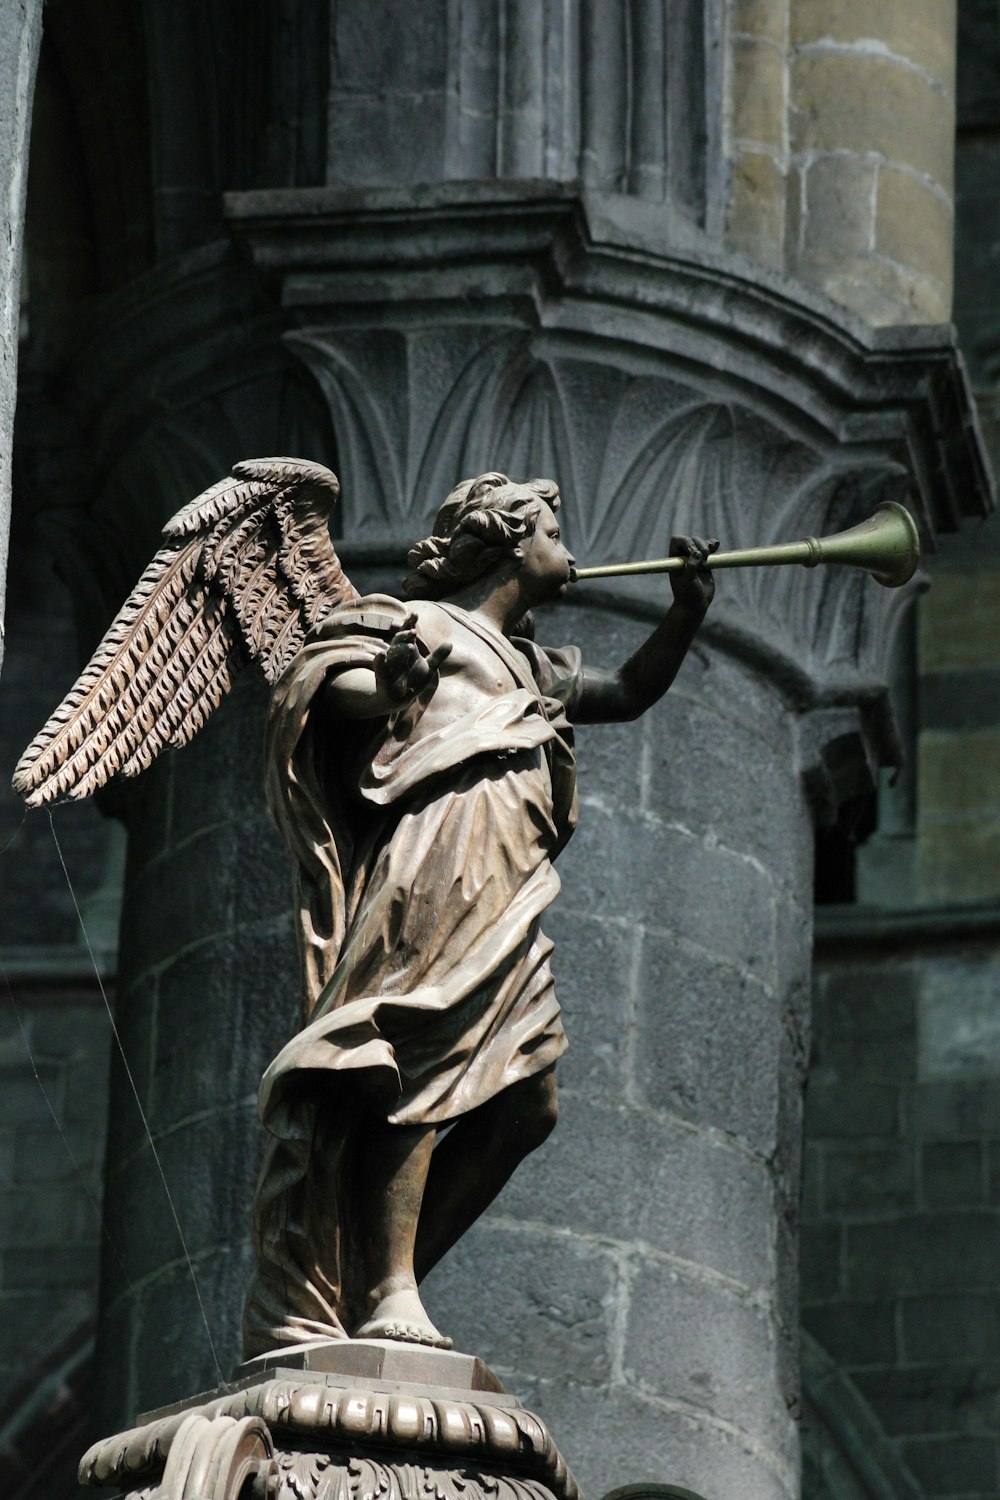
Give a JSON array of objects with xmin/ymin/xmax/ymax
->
[{"xmin": 78, "ymin": 1341, "xmax": 582, "ymax": 1500}]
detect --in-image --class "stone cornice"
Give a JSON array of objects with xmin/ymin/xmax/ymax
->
[
  {"xmin": 223, "ymin": 181, "xmax": 995, "ymax": 539},
  {"xmin": 79, "ymin": 1368, "xmax": 581, "ymax": 1500}
]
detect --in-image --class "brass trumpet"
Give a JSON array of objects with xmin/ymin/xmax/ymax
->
[{"xmin": 572, "ymin": 501, "xmax": 920, "ymax": 589}]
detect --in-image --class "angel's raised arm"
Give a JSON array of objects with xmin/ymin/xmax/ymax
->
[{"xmin": 572, "ymin": 535, "xmax": 717, "ymax": 725}]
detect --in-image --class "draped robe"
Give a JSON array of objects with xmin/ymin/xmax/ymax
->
[{"xmin": 243, "ymin": 594, "xmax": 581, "ymax": 1355}]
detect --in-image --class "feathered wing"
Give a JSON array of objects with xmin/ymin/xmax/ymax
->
[{"xmin": 12, "ymin": 457, "xmax": 358, "ymax": 808}]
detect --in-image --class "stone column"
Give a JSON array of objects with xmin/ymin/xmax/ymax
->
[
  {"xmin": 727, "ymin": 0, "xmax": 958, "ymax": 325},
  {"xmin": 0, "ymin": 0, "xmax": 42, "ymax": 673}
]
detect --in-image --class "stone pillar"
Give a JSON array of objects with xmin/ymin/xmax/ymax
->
[
  {"xmin": 0, "ymin": 0, "xmax": 42, "ymax": 672},
  {"xmin": 727, "ymin": 0, "xmax": 958, "ymax": 325}
]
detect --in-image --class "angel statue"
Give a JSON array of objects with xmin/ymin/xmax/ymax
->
[{"xmin": 14, "ymin": 457, "xmax": 717, "ymax": 1355}]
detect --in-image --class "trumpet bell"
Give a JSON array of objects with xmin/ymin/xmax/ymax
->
[
  {"xmin": 810, "ymin": 501, "xmax": 920, "ymax": 589},
  {"xmin": 572, "ymin": 499, "xmax": 921, "ymax": 587}
]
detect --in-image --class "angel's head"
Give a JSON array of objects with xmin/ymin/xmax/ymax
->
[{"xmin": 403, "ymin": 472, "xmax": 571, "ymax": 608}]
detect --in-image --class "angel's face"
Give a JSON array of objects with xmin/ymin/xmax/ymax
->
[{"xmin": 519, "ymin": 502, "xmax": 576, "ymax": 604}]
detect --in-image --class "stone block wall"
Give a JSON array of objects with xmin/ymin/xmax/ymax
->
[
  {"xmin": 0, "ymin": 506, "xmax": 119, "ymax": 1426},
  {"xmin": 0, "ymin": 983, "xmax": 108, "ymax": 1411},
  {"xmin": 917, "ymin": 566, "xmax": 1000, "ymax": 904},
  {"xmin": 93, "ymin": 671, "xmax": 300, "ymax": 1434},
  {"xmin": 803, "ymin": 930, "xmax": 1000, "ymax": 1500},
  {"xmin": 727, "ymin": 0, "xmax": 957, "ymax": 324}
]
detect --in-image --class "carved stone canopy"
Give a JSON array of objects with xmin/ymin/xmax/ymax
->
[{"xmin": 218, "ymin": 179, "xmax": 993, "ymax": 779}]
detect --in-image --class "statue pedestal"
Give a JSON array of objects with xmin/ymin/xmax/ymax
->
[{"xmin": 78, "ymin": 1340, "xmax": 582, "ymax": 1500}]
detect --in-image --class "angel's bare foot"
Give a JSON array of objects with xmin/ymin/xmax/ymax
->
[{"xmin": 354, "ymin": 1287, "xmax": 452, "ymax": 1349}]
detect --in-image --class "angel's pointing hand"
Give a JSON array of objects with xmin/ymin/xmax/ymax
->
[{"xmin": 376, "ymin": 614, "xmax": 452, "ymax": 704}]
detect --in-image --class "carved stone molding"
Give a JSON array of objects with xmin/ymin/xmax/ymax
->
[
  {"xmin": 220, "ymin": 180, "xmax": 992, "ymax": 734},
  {"xmin": 225, "ymin": 180, "xmax": 992, "ymax": 529},
  {"xmin": 325, "ymin": 2, "xmax": 721, "ymax": 237},
  {"xmin": 79, "ymin": 1347, "xmax": 582, "ymax": 1500}
]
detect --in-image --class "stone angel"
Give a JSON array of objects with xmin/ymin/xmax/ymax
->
[{"xmin": 13, "ymin": 457, "xmax": 717, "ymax": 1355}]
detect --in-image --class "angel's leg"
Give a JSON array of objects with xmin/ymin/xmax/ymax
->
[
  {"xmin": 353, "ymin": 1118, "xmax": 453, "ymax": 1347},
  {"xmin": 413, "ymin": 1066, "xmax": 558, "ymax": 1282}
]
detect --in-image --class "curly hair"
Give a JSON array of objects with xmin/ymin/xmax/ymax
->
[{"xmin": 403, "ymin": 472, "xmax": 561, "ymax": 601}]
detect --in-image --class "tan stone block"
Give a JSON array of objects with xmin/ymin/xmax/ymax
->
[
  {"xmin": 727, "ymin": 149, "xmax": 785, "ymax": 268},
  {"xmin": 919, "ymin": 728, "xmax": 1000, "ymax": 819},
  {"xmin": 919, "ymin": 571, "xmax": 1000, "ymax": 671},
  {"xmin": 791, "ymin": 0, "xmax": 956, "ymax": 93},
  {"xmin": 732, "ymin": 0, "xmax": 785, "ymax": 43},
  {"xmin": 875, "ymin": 167, "xmax": 953, "ymax": 302},
  {"xmin": 731, "ymin": 35, "xmax": 786, "ymax": 149},
  {"xmin": 918, "ymin": 818, "xmax": 1000, "ymax": 904},
  {"xmin": 784, "ymin": 164, "xmax": 804, "ymax": 258},
  {"xmin": 791, "ymin": 53, "xmax": 954, "ymax": 194},
  {"xmin": 801, "ymin": 153, "xmax": 876, "ymax": 257},
  {"xmin": 797, "ymin": 251, "xmax": 948, "ymax": 326}
]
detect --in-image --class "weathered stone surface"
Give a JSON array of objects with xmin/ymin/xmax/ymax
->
[
  {"xmin": 813, "ymin": 964, "xmax": 918, "ymax": 1083},
  {"xmin": 804, "ymin": 1298, "xmax": 898, "ymax": 1368},
  {"xmin": 422, "ymin": 1222, "xmax": 617, "ymax": 1386},
  {"xmin": 823, "ymin": 1143, "xmax": 916, "ymax": 1214},
  {"xmin": 542, "ymin": 907, "xmax": 631, "ymax": 1100},
  {"xmin": 791, "ymin": 53, "xmax": 954, "ymax": 194},
  {"xmin": 918, "ymin": 953, "xmax": 1000, "ymax": 1080},
  {"xmin": 917, "ymin": 816, "xmax": 1000, "ymax": 903},
  {"xmin": 0, "ymin": 0, "xmax": 42, "ymax": 675},
  {"xmin": 728, "ymin": 149, "xmax": 785, "ymax": 269},
  {"xmin": 496, "ymin": 1091, "xmax": 777, "ymax": 1296},
  {"xmin": 732, "ymin": 0, "xmax": 785, "ymax": 44},
  {"xmin": 800, "ymin": 155, "xmax": 877, "ymax": 261},
  {"xmin": 919, "ymin": 568, "xmax": 1000, "ymax": 670},
  {"xmin": 805, "ymin": 1078, "xmax": 900, "ymax": 1140},
  {"xmin": 900, "ymin": 1291, "xmax": 1000, "ymax": 1363},
  {"xmin": 921, "ymin": 1140, "xmax": 982, "ymax": 1207},
  {"xmin": 876, "ymin": 167, "xmax": 954, "ymax": 301},
  {"xmin": 623, "ymin": 1257, "xmax": 792, "ymax": 1453},
  {"xmin": 852, "ymin": 1363, "xmax": 1000, "ymax": 1440},
  {"xmin": 846, "ymin": 1213, "xmax": 1000, "ymax": 1296},
  {"xmin": 902, "ymin": 1433, "xmax": 997, "ymax": 1496},
  {"xmin": 791, "ymin": 0, "xmax": 957, "ymax": 91},
  {"xmin": 562, "ymin": 803, "xmax": 778, "ymax": 983},
  {"xmin": 906, "ymin": 1079, "xmax": 1000, "ymax": 1137},
  {"xmin": 731, "ymin": 36, "xmax": 786, "ymax": 149},
  {"xmin": 634, "ymin": 932, "xmax": 780, "ymax": 1154},
  {"xmin": 509, "ymin": 1376, "xmax": 795, "ymax": 1500},
  {"xmin": 820, "ymin": 255, "xmax": 950, "ymax": 326}
]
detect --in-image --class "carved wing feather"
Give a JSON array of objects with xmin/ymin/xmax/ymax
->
[{"xmin": 13, "ymin": 457, "xmax": 357, "ymax": 808}]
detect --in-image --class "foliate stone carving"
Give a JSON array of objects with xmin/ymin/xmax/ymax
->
[
  {"xmin": 79, "ymin": 1368, "xmax": 581, "ymax": 1500},
  {"xmin": 273, "ymin": 1452, "xmax": 560, "ymax": 1500},
  {"xmin": 227, "ymin": 184, "xmax": 991, "ymax": 723}
]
